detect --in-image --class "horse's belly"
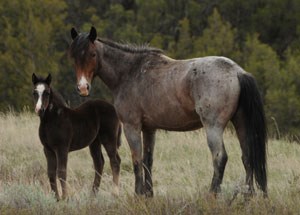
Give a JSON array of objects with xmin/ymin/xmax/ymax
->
[
  {"xmin": 142, "ymin": 110, "xmax": 202, "ymax": 131},
  {"xmin": 69, "ymin": 129, "xmax": 97, "ymax": 151}
]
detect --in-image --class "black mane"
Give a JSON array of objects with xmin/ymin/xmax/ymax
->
[
  {"xmin": 69, "ymin": 33, "xmax": 90, "ymax": 66},
  {"xmin": 97, "ymin": 38, "xmax": 163, "ymax": 54},
  {"xmin": 69, "ymin": 33, "xmax": 163, "ymax": 65}
]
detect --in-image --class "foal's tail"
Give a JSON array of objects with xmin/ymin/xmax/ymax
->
[
  {"xmin": 117, "ymin": 124, "xmax": 122, "ymax": 148},
  {"xmin": 237, "ymin": 72, "xmax": 268, "ymax": 194}
]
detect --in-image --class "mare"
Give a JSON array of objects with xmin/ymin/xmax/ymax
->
[
  {"xmin": 32, "ymin": 73, "xmax": 121, "ymax": 200},
  {"xmin": 69, "ymin": 27, "xmax": 267, "ymax": 197}
]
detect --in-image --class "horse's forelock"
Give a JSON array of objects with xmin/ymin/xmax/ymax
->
[{"xmin": 70, "ymin": 33, "xmax": 90, "ymax": 66}]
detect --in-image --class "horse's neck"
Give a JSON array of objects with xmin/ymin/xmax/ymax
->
[{"xmin": 97, "ymin": 42, "xmax": 147, "ymax": 91}]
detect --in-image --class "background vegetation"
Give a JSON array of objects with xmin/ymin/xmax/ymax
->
[
  {"xmin": 1, "ymin": 0, "xmax": 300, "ymax": 137},
  {"xmin": 1, "ymin": 112, "xmax": 300, "ymax": 214}
]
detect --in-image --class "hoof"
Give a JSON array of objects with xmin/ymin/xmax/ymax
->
[
  {"xmin": 145, "ymin": 190, "xmax": 154, "ymax": 198},
  {"xmin": 112, "ymin": 184, "xmax": 119, "ymax": 197}
]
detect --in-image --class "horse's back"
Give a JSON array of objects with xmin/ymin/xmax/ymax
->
[
  {"xmin": 115, "ymin": 55, "xmax": 243, "ymax": 131},
  {"xmin": 67, "ymin": 99, "xmax": 119, "ymax": 150},
  {"xmin": 81, "ymin": 99, "xmax": 120, "ymax": 137}
]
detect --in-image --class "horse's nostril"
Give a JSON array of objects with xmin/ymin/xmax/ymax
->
[{"xmin": 86, "ymin": 84, "xmax": 90, "ymax": 91}]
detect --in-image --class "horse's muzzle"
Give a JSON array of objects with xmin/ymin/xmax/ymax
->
[{"xmin": 77, "ymin": 83, "xmax": 90, "ymax": 97}]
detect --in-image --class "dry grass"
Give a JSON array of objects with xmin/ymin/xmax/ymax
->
[{"xmin": 0, "ymin": 111, "xmax": 300, "ymax": 214}]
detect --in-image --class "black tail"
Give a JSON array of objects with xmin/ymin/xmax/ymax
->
[
  {"xmin": 117, "ymin": 124, "xmax": 122, "ymax": 148},
  {"xmin": 237, "ymin": 73, "xmax": 268, "ymax": 194}
]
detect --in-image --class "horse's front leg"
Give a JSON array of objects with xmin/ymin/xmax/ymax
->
[
  {"xmin": 44, "ymin": 147, "xmax": 59, "ymax": 200},
  {"xmin": 56, "ymin": 148, "xmax": 69, "ymax": 200},
  {"xmin": 102, "ymin": 138, "xmax": 121, "ymax": 196},
  {"xmin": 123, "ymin": 123, "xmax": 144, "ymax": 195},
  {"xmin": 143, "ymin": 129, "xmax": 156, "ymax": 197}
]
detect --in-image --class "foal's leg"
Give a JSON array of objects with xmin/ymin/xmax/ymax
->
[
  {"xmin": 205, "ymin": 126, "xmax": 228, "ymax": 194},
  {"xmin": 123, "ymin": 123, "xmax": 144, "ymax": 195},
  {"xmin": 231, "ymin": 108, "xmax": 255, "ymax": 196},
  {"xmin": 56, "ymin": 149, "xmax": 69, "ymax": 199},
  {"xmin": 142, "ymin": 129, "xmax": 156, "ymax": 197},
  {"xmin": 89, "ymin": 141, "xmax": 104, "ymax": 194},
  {"xmin": 44, "ymin": 147, "xmax": 59, "ymax": 200},
  {"xmin": 102, "ymin": 137, "xmax": 121, "ymax": 196}
]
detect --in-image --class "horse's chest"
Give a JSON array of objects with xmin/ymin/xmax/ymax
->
[{"xmin": 38, "ymin": 118, "xmax": 71, "ymax": 146}]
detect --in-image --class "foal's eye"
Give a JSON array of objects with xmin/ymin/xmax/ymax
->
[
  {"xmin": 33, "ymin": 91, "xmax": 38, "ymax": 97},
  {"xmin": 44, "ymin": 91, "xmax": 50, "ymax": 96},
  {"xmin": 90, "ymin": 52, "xmax": 96, "ymax": 58}
]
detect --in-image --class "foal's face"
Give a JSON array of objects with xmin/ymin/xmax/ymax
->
[
  {"xmin": 32, "ymin": 73, "xmax": 51, "ymax": 116},
  {"xmin": 33, "ymin": 83, "xmax": 51, "ymax": 115}
]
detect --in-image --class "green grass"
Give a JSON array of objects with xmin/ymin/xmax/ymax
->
[{"xmin": 0, "ymin": 111, "xmax": 300, "ymax": 214}]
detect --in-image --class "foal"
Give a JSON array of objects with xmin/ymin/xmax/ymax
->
[{"xmin": 32, "ymin": 73, "xmax": 121, "ymax": 200}]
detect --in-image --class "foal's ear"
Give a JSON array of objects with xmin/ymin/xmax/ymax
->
[
  {"xmin": 32, "ymin": 73, "xmax": 38, "ymax": 85},
  {"xmin": 89, "ymin": 26, "xmax": 97, "ymax": 43},
  {"xmin": 45, "ymin": 74, "xmax": 52, "ymax": 85},
  {"xmin": 71, "ymin": 27, "xmax": 78, "ymax": 40}
]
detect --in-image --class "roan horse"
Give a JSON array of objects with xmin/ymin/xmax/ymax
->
[
  {"xmin": 69, "ymin": 27, "xmax": 267, "ymax": 197},
  {"xmin": 32, "ymin": 73, "xmax": 121, "ymax": 200}
]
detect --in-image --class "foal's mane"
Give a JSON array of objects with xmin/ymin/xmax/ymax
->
[{"xmin": 50, "ymin": 88, "xmax": 69, "ymax": 108}]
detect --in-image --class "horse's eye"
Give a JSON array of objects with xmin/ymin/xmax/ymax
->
[
  {"xmin": 44, "ymin": 91, "xmax": 50, "ymax": 96},
  {"xmin": 91, "ymin": 52, "xmax": 96, "ymax": 58}
]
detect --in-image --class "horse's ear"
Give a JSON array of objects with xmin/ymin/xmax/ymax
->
[
  {"xmin": 71, "ymin": 27, "xmax": 78, "ymax": 40},
  {"xmin": 89, "ymin": 26, "xmax": 97, "ymax": 43},
  {"xmin": 45, "ymin": 74, "xmax": 52, "ymax": 85}
]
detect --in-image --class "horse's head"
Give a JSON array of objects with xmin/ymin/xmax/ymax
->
[
  {"xmin": 70, "ymin": 27, "xmax": 99, "ymax": 97},
  {"xmin": 32, "ymin": 73, "xmax": 52, "ymax": 116}
]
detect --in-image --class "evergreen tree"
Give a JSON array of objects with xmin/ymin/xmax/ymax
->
[
  {"xmin": 168, "ymin": 17, "xmax": 193, "ymax": 59},
  {"xmin": 266, "ymin": 50, "xmax": 300, "ymax": 138},
  {"xmin": 96, "ymin": 3, "xmax": 142, "ymax": 42},
  {"xmin": 0, "ymin": 0, "xmax": 67, "ymax": 111},
  {"xmin": 192, "ymin": 8, "xmax": 240, "ymax": 61},
  {"xmin": 243, "ymin": 33, "xmax": 280, "ymax": 99}
]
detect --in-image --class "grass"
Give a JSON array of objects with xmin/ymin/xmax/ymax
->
[{"xmin": 0, "ymin": 111, "xmax": 300, "ymax": 214}]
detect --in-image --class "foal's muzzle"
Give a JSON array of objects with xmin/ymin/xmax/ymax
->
[{"xmin": 35, "ymin": 107, "xmax": 46, "ymax": 117}]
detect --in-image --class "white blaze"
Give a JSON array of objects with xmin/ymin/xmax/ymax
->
[
  {"xmin": 35, "ymin": 84, "xmax": 45, "ymax": 113},
  {"xmin": 78, "ymin": 76, "xmax": 89, "ymax": 89}
]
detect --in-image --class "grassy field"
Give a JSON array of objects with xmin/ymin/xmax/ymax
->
[{"xmin": 0, "ymin": 111, "xmax": 300, "ymax": 214}]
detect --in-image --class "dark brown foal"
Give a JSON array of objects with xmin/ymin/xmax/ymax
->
[{"xmin": 32, "ymin": 73, "xmax": 121, "ymax": 200}]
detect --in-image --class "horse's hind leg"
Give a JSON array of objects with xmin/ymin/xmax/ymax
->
[
  {"xmin": 44, "ymin": 147, "xmax": 59, "ymax": 200},
  {"xmin": 205, "ymin": 126, "xmax": 228, "ymax": 194},
  {"xmin": 89, "ymin": 141, "xmax": 104, "ymax": 194},
  {"xmin": 102, "ymin": 136, "xmax": 121, "ymax": 196},
  {"xmin": 142, "ymin": 129, "xmax": 156, "ymax": 197},
  {"xmin": 231, "ymin": 108, "xmax": 255, "ymax": 197}
]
